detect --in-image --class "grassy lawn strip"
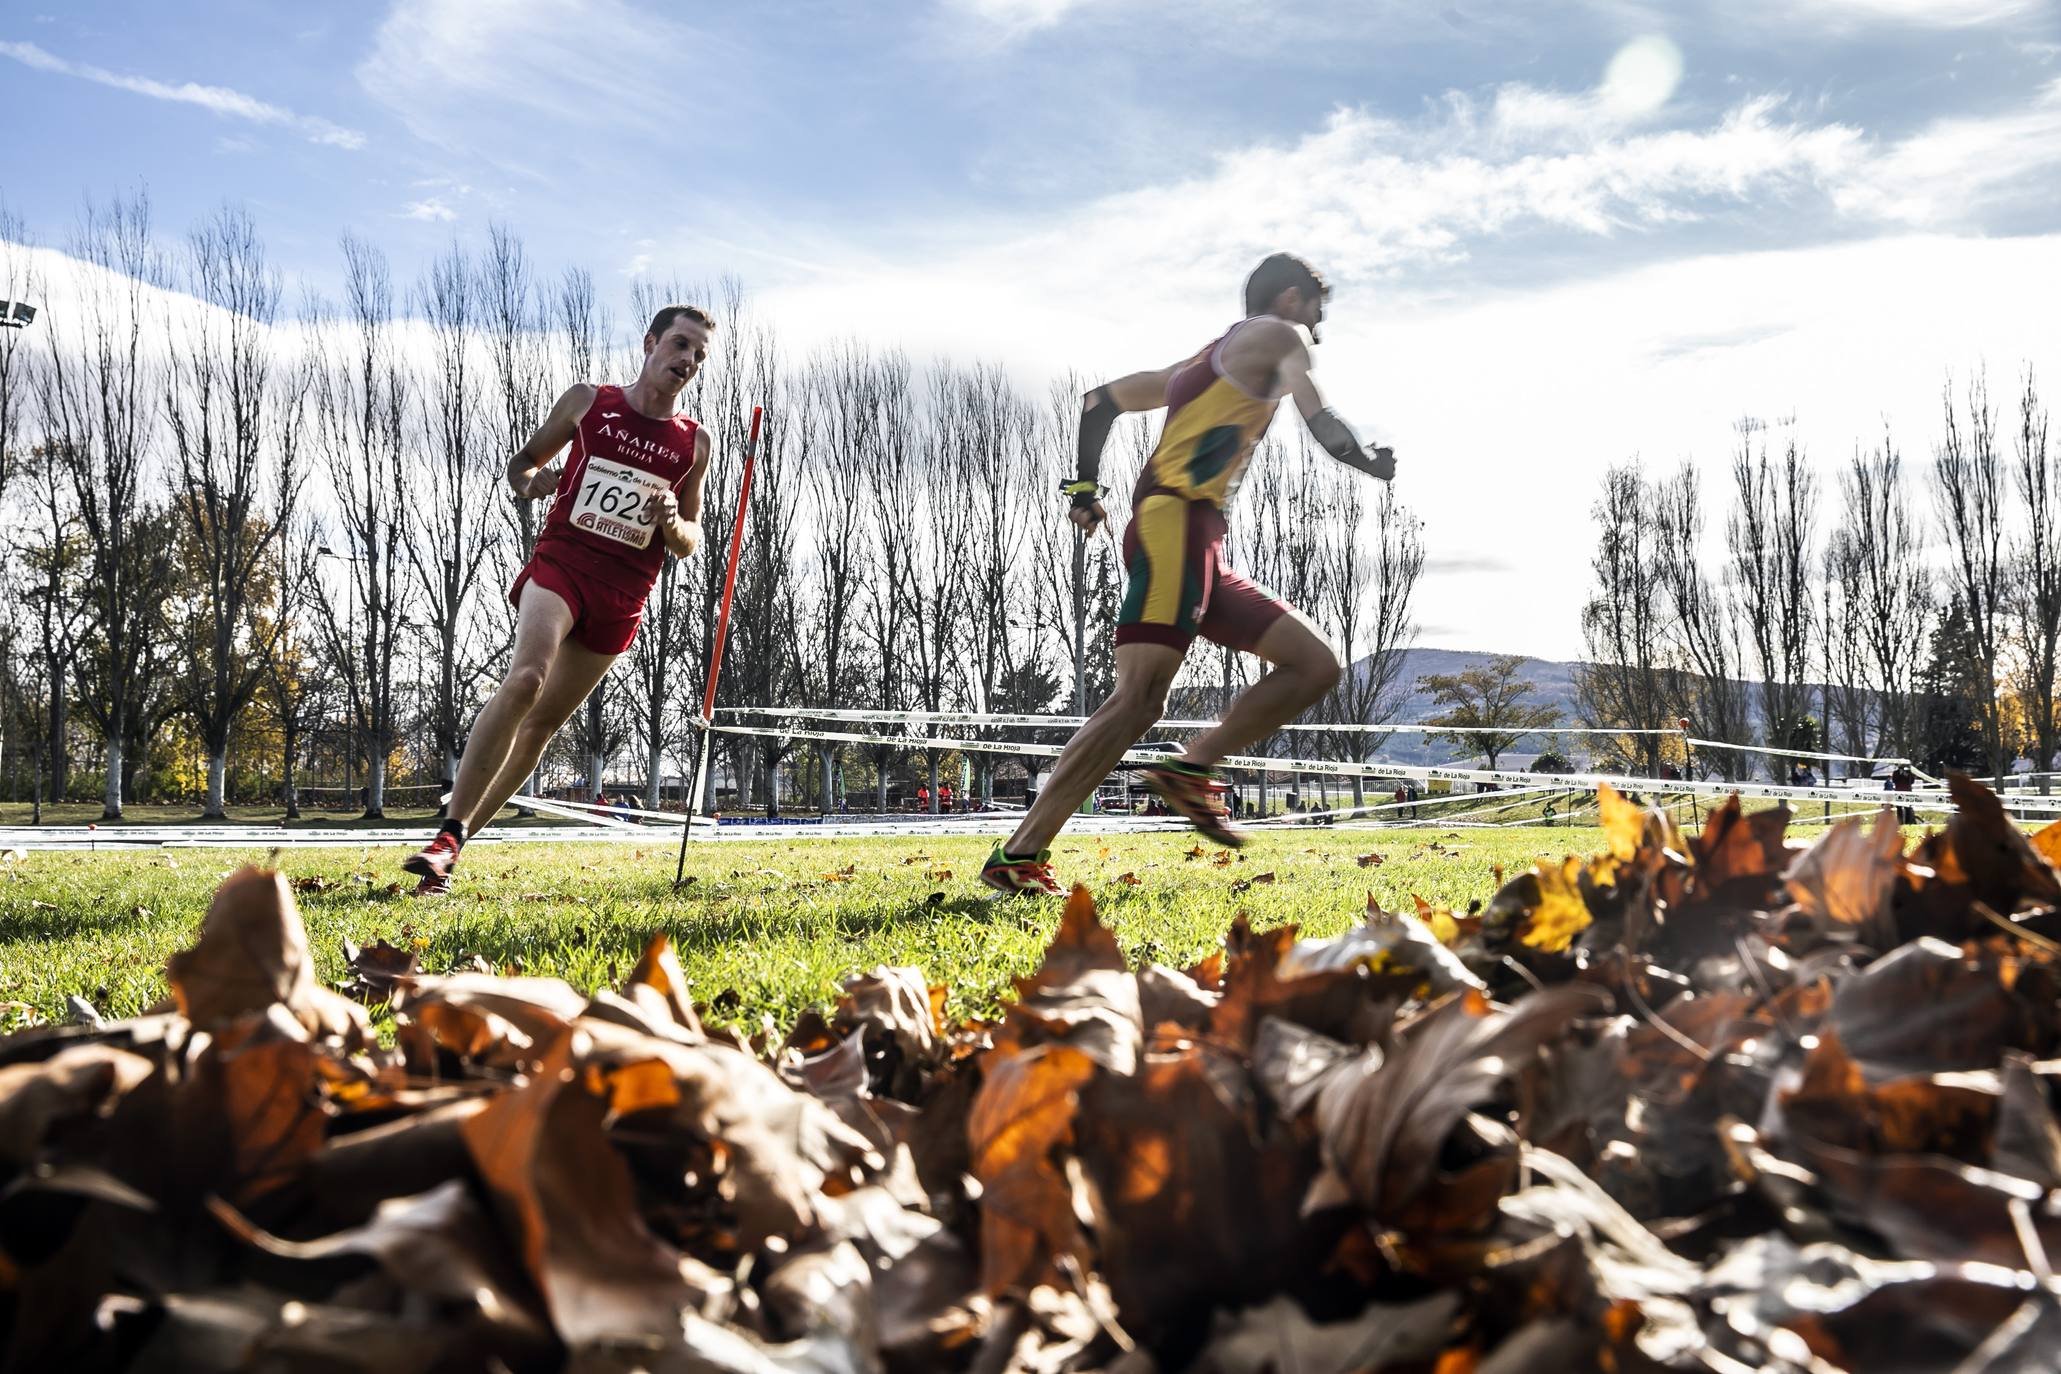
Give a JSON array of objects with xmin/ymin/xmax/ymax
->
[{"xmin": 0, "ymin": 825, "xmax": 1616, "ymax": 1030}]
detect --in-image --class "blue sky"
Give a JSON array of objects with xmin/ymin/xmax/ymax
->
[{"xmin": 5, "ymin": 0, "xmax": 2061, "ymax": 656}]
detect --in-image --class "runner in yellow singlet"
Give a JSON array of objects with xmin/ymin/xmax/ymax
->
[{"xmin": 983, "ymin": 253, "xmax": 1396, "ymax": 894}]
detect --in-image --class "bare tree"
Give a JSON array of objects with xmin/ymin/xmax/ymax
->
[
  {"xmin": 1652, "ymin": 465, "xmax": 1748, "ymax": 778},
  {"xmin": 404, "ymin": 241, "xmax": 501, "ymax": 801},
  {"xmin": 1846, "ymin": 433, "xmax": 1931, "ymax": 762},
  {"xmin": 36, "ymin": 194, "xmax": 175, "ymax": 818},
  {"xmin": 957, "ymin": 362, "xmax": 1040, "ymax": 804},
  {"xmin": 1314, "ymin": 477, "xmax": 1422, "ymax": 804},
  {"xmin": 1934, "ymin": 371, "xmax": 2013, "ymax": 780},
  {"xmin": 723, "ymin": 309, "xmax": 806, "ymax": 814},
  {"xmin": 1729, "ymin": 418, "xmax": 1817, "ymax": 760},
  {"xmin": 479, "ymin": 224, "xmax": 550, "ymax": 558},
  {"xmin": 1819, "ymin": 531, "xmax": 1872, "ymax": 766},
  {"xmin": 259, "ymin": 332, "xmax": 318, "ymax": 818},
  {"xmin": 1578, "ymin": 464, "xmax": 1676, "ymax": 775},
  {"xmin": 9, "ymin": 444, "xmax": 90, "ymax": 809},
  {"xmin": 2010, "ymin": 369, "xmax": 2059, "ymax": 774},
  {"xmin": 0, "ymin": 203, "xmax": 38, "ymax": 508},
  {"xmin": 857, "ymin": 351, "xmax": 921, "ymax": 809},
  {"xmin": 163, "ymin": 205, "xmax": 295, "ymax": 817},
  {"xmin": 311, "ymin": 233, "xmax": 411, "ymax": 817},
  {"xmin": 798, "ymin": 340, "xmax": 878, "ymax": 808},
  {"xmin": 902, "ymin": 364, "xmax": 978, "ymax": 811}
]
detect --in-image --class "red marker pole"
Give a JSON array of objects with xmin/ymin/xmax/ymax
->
[{"xmin": 677, "ymin": 405, "xmax": 763, "ymax": 886}]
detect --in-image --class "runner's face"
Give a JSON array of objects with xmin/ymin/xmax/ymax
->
[
  {"xmin": 1298, "ymin": 288, "xmax": 1327, "ymax": 344},
  {"xmin": 646, "ymin": 320, "xmax": 712, "ymax": 392}
]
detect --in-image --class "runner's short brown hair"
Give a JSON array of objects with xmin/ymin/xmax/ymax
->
[
  {"xmin": 647, "ymin": 304, "xmax": 716, "ymax": 340},
  {"xmin": 1243, "ymin": 253, "xmax": 1329, "ymax": 316}
]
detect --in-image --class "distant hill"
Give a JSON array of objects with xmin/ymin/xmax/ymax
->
[{"xmin": 1343, "ymin": 648, "xmax": 1585, "ymax": 767}]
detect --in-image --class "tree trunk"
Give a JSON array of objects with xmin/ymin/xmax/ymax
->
[
  {"xmin": 204, "ymin": 751, "xmax": 227, "ymax": 820},
  {"xmin": 645, "ymin": 735, "xmax": 664, "ymax": 811},
  {"xmin": 282, "ymin": 721, "xmax": 301, "ymax": 820},
  {"xmin": 101, "ymin": 731, "xmax": 122, "ymax": 820},
  {"xmin": 1351, "ymin": 774, "xmax": 1365, "ymax": 808},
  {"xmin": 764, "ymin": 751, "xmax": 781, "ymax": 818},
  {"xmin": 363, "ymin": 751, "xmax": 387, "ymax": 819},
  {"xmin": 928, "ymin": 755, "xmax": 941, "ymax": 813},
  {"xmin": 48, "ymin": 686, "xmax": 68, "ymax": 802},
  {"xmin": 820, "ymin": 747, "xmax": 834, "ymax": 814}
]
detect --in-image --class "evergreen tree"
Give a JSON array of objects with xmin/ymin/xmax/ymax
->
[{"xmin": 1917, "ymin": 594, "xmax": 1987, "ymax": 774}]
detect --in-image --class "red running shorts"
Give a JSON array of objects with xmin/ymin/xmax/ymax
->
[{"xmin": 509, "ymin": 550, "xmax": 645, "ymax": 656}]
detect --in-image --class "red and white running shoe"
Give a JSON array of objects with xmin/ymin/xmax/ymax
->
[
  {"xmin": 1142, "ymin": 761, "xmax": 1244, "ymax": 849},
  {"xmin": 403, "ymin": 830, "xmax": 461, "ymax": 886},
  {"xmin": 980, "ymin": 844, "xmax": 1065, "ymax": 896}
]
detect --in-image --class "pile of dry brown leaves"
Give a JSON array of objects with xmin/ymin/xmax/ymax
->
[{"xmin": 7, "ymin": 776, "xmax": 2061, "ymax": 1372}]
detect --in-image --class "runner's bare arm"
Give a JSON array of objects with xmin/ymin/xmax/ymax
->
[
  {"xmin": 654, "ymin": 427, "xmax": 714, "ymax": 558},
  {"xmin": 508, "ymin": 383, "xmax": 597, "ymax": 500},
  {"xmin": 1280, "ymin": 337, "xmax": 1394, "ymax": 483},
  {"xmin": 1069, "ymin": 364, "xmax": 1180, "ymax": 532}
]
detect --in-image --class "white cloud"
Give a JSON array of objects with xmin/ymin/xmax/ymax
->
[
  {"xmin": 355, "ymin": 0, "xmax": 731, "ymax": 159},
  {"xmin": 1832, "ymin": 78, "xmax": 2061, "ymax": 224},
  {"xmin": 940, "ymin": 0, "xmax": 1095, "ymax": 38},
  {"xmin": 0, "ymin": 39, "xmax": 365, "ymax": 148},
  {"xmin": 400, "ymin": 197, "xmax": 458, "ymax": 222},
  {"xmin": 1789, "ymin": 0, "xmax": 2046, "ymax": 26}
]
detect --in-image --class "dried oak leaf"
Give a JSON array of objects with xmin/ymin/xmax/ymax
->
[
  {"xmin": 577, "ymin": 1017, "xmax": 879, "ymax": 1249},
  {"xmin": 1687, "ymin": 793, "xmax": 1795, "ymax": 899},
  {"xmin": 1189, "ymin": 1292, "xmax": 1458, "ymax": 1374},
  {"xmin": 209, "ymin": 1179, "xmax": 555, "ymax": 1361},
  {"xmin": 1075, "ymin": 1044, "xmax": 1309, "ymax": 1353},
  {"xmin": 968, "ymin": 1042, "xmax": 1098, "ymax": 1297},
  {"xmin": 1829, "ymin": 936, "xmax": 2042, "ymax": 1075},
  {"xmin": 394, "ymin": 971, "xmax": 590, "ymax": 1063},
  {"xmin": 166, "ymin": 865, "xmax": 369, "ymax": 1045},
  {"xmin": 833, "ymin": 964, "xmax": 943, "ymax": 1098},
  {"xmin": 1280, "ymin": 897, "xmax": 1484, "ymax": 996},
  {"xmin": 623, "ymin": 931, "xmax": 703, "ymax": 1036},
  {"xmin": 1310, "ymin": 985, "xmax": 1602, "ymax": 1219},
  {"xmin": 1792, "ymin": 1134, "xmax": 2061, "ymax": 1269},
  {"xmin": 1484, "ymin": 856, "xmax": 1591, "ymax": 954},
  {"xmin": 999, "ymin": 887, "xmax": 1142, "ymax": 1074},
  {"xmin": 1784, "ymin": 808, "xmax": 1905, "ymax": 947},
  {"xmin": 1901, "ymin": 774, "xmax": 2061, "ymax": 942},
  {"xmin": 340, "ymin": 936, "xmax": 420, "ymax": 1005},
  {"xmin": 0, "ymin": 1043, "xmax": 155, "ymax": 1167},
  {"xmin": 461, "ymin": 1030, "xmax": 709, "ymax": 1349},
  {"xmin": 1993, "ymin": 1053, "xmax": 2061, "ymax": 1188},
  {"xmin": 1778, "ymin": 1028, "xmax": 1997, "ymax": 1162},
  {"xmin": 1210, "ymin": 916, "xmax": 1405, "ymax": 1054}
]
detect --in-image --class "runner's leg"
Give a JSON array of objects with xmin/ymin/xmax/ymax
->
[
  {"xmin": 1180, "ymin": 605, "xmax": 1340, "ymax": 768},
  {"xmin": 1004, "ymin": 642, "xmax": 1184, "ymax": 856},
  {"xmin": 463, "ymin": 639, "xmax": 619, "ymax": 835},
  {"xmin": 445, "ymin": 578, "xmax": 576, "ymax": 828}
]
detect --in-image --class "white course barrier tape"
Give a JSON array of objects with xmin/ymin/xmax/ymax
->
[
  {"xmin": 1683, "ymin": 737, "xmax": 1913, "ymax": 767},
  {"xmin": 707, "ymin": 721, "xmax": 2022, "ymax": 815},
  {"xmin": 719, "ymin": 705, "xmax": 1683, "ymax": 737}
]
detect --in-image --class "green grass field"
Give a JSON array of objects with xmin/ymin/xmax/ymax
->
[{"xmin": 0, "ymin": 823, "xmax": 1626, "ymax": 1032}]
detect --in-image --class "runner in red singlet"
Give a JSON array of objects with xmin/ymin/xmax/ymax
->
[{"xmin": 403, "ymin": 306, "xmax": 717, "ymax": 893}]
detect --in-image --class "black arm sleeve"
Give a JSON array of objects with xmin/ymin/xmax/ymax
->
[
  {"xmin": 1076, "ymin": 386, "xmax": 1118, "ymax": 486},
  {"xmin": 1307, "ymin": 406, "xmax": 1361, "ymax": 462}
]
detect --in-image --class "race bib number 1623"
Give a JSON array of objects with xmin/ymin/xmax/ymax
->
[{"xmin": 571, "ymin": 456, "xmax": 671, "ymax": 549}]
